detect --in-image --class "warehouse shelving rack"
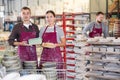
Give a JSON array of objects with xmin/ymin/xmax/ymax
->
[{"xmin": 86, "ymin": 41, "xmax": 120, "ymax": 80}]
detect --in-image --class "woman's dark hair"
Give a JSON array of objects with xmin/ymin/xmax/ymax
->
[
  {"xmin": 96, "ymin": 11, "xmax": 104, "ymax": 16},
  {"xmin": 46, "ymin": 10, "xmax": 56, "ymax": 17},
  {"xmin": 21, "ymin": 6, "xmax": 31, "ymax": 13}
]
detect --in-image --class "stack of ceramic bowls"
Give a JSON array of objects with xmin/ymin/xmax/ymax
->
[
  {"xmin": 42, "ymin": 62, "xmax": 57, "ymax": 80},
  {"xmin": 23, "ymin": 61, "xmax": 37, "ymax": 69},
  {"xmin": 2, "ymin": 51, "xmax": 21, "ymax": 73}
]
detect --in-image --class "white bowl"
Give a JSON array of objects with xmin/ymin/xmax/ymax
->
[
  {"xmin": 3, "ymin": 55, "xmax": 19, "ymax": 61},
  {"xmin": 106, "ymin": 37, "xmax": 115, "ymax": 40},
  {"xmin": 23, "ymin": 61, "xmax": 37, "ymax": 64},
  {"xmin": 3, "ymin": 72, "xmax": 20, "ymax": 80},
  {"xmin": 87, "ymin": 38, "xmax": 99, "ymax": 42},
  {"xmin": 42, "ymin": 62, "xmax": 56, "ymax": 67},
  {"xmin": 2, "ymin": 60, "xmax": 18, "ymax": 67},
  {"xmin": 17, "ymin": 74, "xmax": 46, "ymax": 80}
]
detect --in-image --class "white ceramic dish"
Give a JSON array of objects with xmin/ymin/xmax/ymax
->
[
  {"xmin": 42, "ymin": 62, "xmax": 56, "ymax": 67},
  {"xmin": 3, "ymin": 72, "xmax": 20, "ymax": 80},
  {"xmin": 2, "ymin": 60, "xmax": 18, "ymax": 67},
  {"xmin": 17, "ymin": 74, "xmax": 46, "ymax": 80},
  {"xmin": 106, "ymin": 37, "xmax": 115, "ymax": 40},
  {"xmin": 87, "ymin": 38, "xmax": 99, "ymax": 42},
  {"xmin": 3, "ymin": 55, "xmax": 19, "ymax": 61},
  {"xmin": 99, "ymin": 38, "xmax": 111, "ymax": 42},
  {"xmin": 23, "ymin": 61, "xmax": 37, "ymax": 64},
  {"xmin": 103, "ymin": 72, "xmax": 120, "ymax": 78}
]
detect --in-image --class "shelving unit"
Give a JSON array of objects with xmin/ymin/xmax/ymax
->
[
  {"xmin": 63, "ymin": 12, "xmax": 90, "ymax": 80},
  {"xmin": 86, "ymin": 41, "xmax": 120, "ymax": 80},
  {"xmin": 106, "ymin": 0, "xmax": 120, "ymax": 37},
  {"xmin": 106, "ymin": 0, "xmax": 120, "ymax": 19}
]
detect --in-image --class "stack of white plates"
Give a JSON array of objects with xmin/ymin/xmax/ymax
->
[
  {"xmin": 90, "ymin": 53, "xmax": 103, "ymax": 59},
  {"xmin": 105, "ymin": 54, "xmax": 120, "ymax": 60},
  {"xmin": 104, "ymin": 63, "xmax": 120, "ymax": 70},
  {"xmin": 2, "ymin": 52, "xmax": 21, "ymax": 73},
  {"xmin": 103, "ymin": 72, "xmax": 120, "ymax": 78},
  {"xmin": 87, "ymin": 70, "xmax": 103, "ymax": 76},
  {"xmin": 23, "ymin": 61, "xmax": 37, "ymax": 69},
  {"xmin": 42, "ymin": 62, "xmax": 57, "ymax": 80}
]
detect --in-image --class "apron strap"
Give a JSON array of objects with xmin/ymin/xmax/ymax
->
[{"xmin": 42, "ymin": 25, "xmax": 56, "ymax": 38}]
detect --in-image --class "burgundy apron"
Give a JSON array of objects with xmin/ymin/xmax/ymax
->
[
  {"xmin": 17, "ymin": 25, "xmax": 37, "ymax": 61},
  {"xmin": 40, "ymin": 26, "xmax": 63, "ymax": 69},
  {"xmin": 89, "ymin": 24, "xmax": 102, "ymax": 38}
]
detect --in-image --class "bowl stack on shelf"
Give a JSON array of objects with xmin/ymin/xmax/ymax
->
[
  {"xmin": 2, "ymin": 51, "xmax": 22, "ymax": 73},
  {"xmin": 42, "ymin": 62, "xmax": 57, "ymax": 80}
]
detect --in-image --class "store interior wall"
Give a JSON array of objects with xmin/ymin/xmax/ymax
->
[
  {"xmin": 1, "ymin": 0, "xmax": 107, "ymax": 21},
  {"xmin": 90, "ymin": 0, "xmax": 106, "ymax": 21}
]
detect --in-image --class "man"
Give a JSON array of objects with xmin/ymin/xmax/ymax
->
[
  {"xmin": 82, "ymin": 11, "xmax": 109, "ymax": 38},
  {"xmin": 8, "ymin": 7, "xmax": 39, "ymax": 62}
]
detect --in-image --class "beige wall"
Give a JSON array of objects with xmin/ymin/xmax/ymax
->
[{"xmin": 90, "ymin": 0, "xmax": 106, "ymax": 21}]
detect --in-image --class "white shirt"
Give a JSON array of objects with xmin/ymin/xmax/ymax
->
[{"xmin": 23, "ymin": 23, "xmax": 32, "ymax": 29}]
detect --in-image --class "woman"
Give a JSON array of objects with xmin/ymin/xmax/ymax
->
[
  {"xmin": 8, "ymin": 7, "xmax": 39, "ymax": 62},
  {"xmin": 39, "ymin": 10, "xmax": 65, "ymax": 69}
]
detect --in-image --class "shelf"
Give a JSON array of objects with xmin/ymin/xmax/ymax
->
[
  {"xmin": 86, "ymin": 65, "xmax": 120, "ymax": 73},
  {"xmin": 87, "ymin": 42, "xmax": 120, "ymax": 45},
  {"xmin": 66, "ymin": 38, "xmax": 75, "ymax": 40},
  {"xmin": 88, "ymin": 51, "xmax": 120, "ymax": 55},
  {"xmin": 66, "ymin": 32, "xmax": 75, "ymax": 34},
  {"xmin": 87, "ymin": 58, "xmax": 120, "ymax": 64},
  {"xmin": 86, "ymin": 74, "xmax": 120, "ymax": 80}
]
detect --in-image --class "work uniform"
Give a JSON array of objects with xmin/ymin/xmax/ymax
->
[
  {"xmin": 39, "ymin": 25, "xmax": 64, "ymax": 69},
  {"xmin": 82, "ymin": 22, "xmax": 109, "ymax": 38},
  {"xmin": 8, "ymin": 22, "xmax": 39, "ymax": 62}
]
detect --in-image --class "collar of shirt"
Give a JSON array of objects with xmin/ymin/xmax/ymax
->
[{"xmin": 23, "ymin": 23, "xmax": 32, "ymax": 29}]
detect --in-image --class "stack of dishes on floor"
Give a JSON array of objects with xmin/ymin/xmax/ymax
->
[
  {"xmin": 20, "ymin": 61, "xmax": 37, "ymax": 75},
  {"xmin": 42, "ymin": 62, "xmax": 57, "ymax": 80},
  {"xmin": 23, "ymin": 61, "xmax": 37, "ymax": 69},
  {"xmin": 2, "ymin": 51, "xmax": 22, "ymax": 73}
]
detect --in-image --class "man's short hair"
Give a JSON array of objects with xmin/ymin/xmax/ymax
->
[
  {"xmin": 21, "ymin": 6, "xmax": 31, "ymax": 13},
  {"xmin": 96, "ymin": 11, "xmax": 104, "ymax": 16}
]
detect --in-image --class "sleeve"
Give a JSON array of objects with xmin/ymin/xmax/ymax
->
[
  {"xmin": 82, "ymin": 22, "xmax": 93, "ymax": 37},
  {"xmin": 103, "ymin": 25, "xmax": 109, "ymax": 37},
  {"xmin": 8, "ymin": 25, "xmax": 19, "ymax": 46},
  {"xmin": 57, "ymin": 27, "xmax": 65, "ymax": 39}
]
